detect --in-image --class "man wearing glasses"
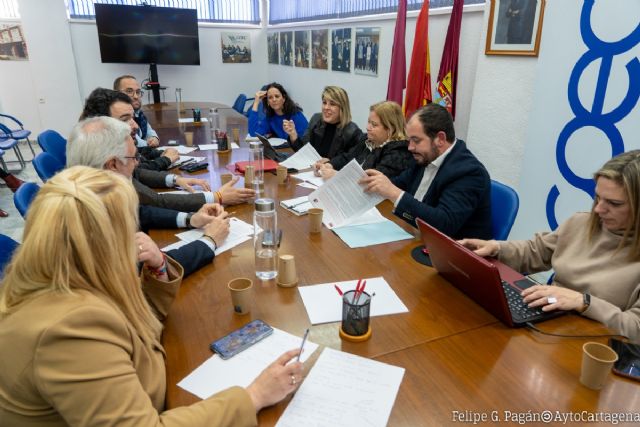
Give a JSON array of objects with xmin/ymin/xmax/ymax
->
[{"xmin": 114, "ymin": 75, "xmax": 160, "ymax": 147}]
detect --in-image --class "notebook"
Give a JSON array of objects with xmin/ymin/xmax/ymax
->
[{"xmin": 416, "ymin": 218, "xmax": 563, "ymax": 327}]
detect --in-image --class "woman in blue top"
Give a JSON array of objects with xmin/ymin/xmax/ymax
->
[{"xmin": 248, "ymin": 83, "xmax": 308, "ymax": 140}]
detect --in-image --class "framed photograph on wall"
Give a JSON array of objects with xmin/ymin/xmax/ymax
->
[
  {"xmin": 485, "ymin": 0, "xmax": 545, "ymax": 56},
  {"xmin": 355, "ymin": 27, "xmax": 380, "ymax": 77},
  {"xmin": 294, "ymin": 30, "xmax": 310, "ymax": 68},
  {"xmin": 267, "ymin": 32, "xmax": 279, "ymax": 64},
  {"xmin": 331, "ymin": 28, "xmax": 351, "ymax": 73},
  {"xmin": 311, "ymin": 30, "xmax": 328, "ymax": 70},
  {"xmin": 221, "ymin": 32, "xmax": 251, "ymax": 63},
  {"xmin": 279, "ymin": 31, "xmax": 293, "ymax": 66},
  {"xmin": 0, "ymin": 24, "xmax": 29, "ymax": 60}
]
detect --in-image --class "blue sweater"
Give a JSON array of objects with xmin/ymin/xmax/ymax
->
[{"xmin": 248, "ymin": 109, "xmax": 308, "ymax": 139}]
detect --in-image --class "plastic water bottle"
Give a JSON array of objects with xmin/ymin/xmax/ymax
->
[
  {"xmin": 254, "ymin": 198, "xmax": 278, "ymax": 280},
  {"xmin": 249, "ymin": 141, "xmax": 264, "ymax": 196},
  {"xmin": 208, "ymin": 108, "xmax": 219, "ymax": 143}
]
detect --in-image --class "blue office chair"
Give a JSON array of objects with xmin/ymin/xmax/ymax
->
[
  {"xmin": 37, "ymin": 129, "xmax": 67, "ymax": 165},
  {"xmin": 490, "ymin": 179, "xmax": 519, "ymax": 240},
  {"xmin": 0, "ymin": 112, "xmax": 35, "ymax": 157},
  {"xmin": 13, "ymin": 182, "xmax": 39, "ymax": 218},
  {"xmin": 0, "ymin": 234, "xmax": 19, "ymax": 277},
  {"xmin": 232, "ymin": 94, "xmax": 249, "ymax": 114},
  {"xmin": 33, "ymin": 152, "xmax": 64, "ymax": 182},
  {"xmin": 0, "ymin": 132, "xmax": 25, "ymax": 171}
]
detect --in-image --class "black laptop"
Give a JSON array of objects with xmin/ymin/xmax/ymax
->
[
  {"xmin": 255, "ymin": 133, "xmax": 289, "ymax": 162},
  {"xmin": 417, "ymin": 218, "xmax": 564, "ymax": 327}
]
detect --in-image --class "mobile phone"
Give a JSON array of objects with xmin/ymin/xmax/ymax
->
[
  {"xmin": 210, "ymin": 319, "xmax": 274, "ymax": 359},
  {"xmin": 180, "ymin": 162, "xmax": 208, "ymax": 172},
  {"xmin": 609, "ymin": 338, "xmax": 640, "ymax": 382}
]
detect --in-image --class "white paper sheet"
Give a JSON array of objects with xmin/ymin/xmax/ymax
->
[
  {"xmin": 292, "ymin": 170, "xmax": 324, "ymax": 188},
  {"xmin": 198, "ymin": 143, "xmax": 240, "ymax": 150},
  {"xmin": 308, "ymin": 159, "xmax": 383, "ymax": 229},
  {"xmin": 297, "ymin": 182, "xmax": 320, "ymax": 190},
  {"xmin": 178, "ymin": 117, "xmax": 209, "ymax": 123},
  {"xmin": 269, "ymin": 137, "xmax": 288, "ymax": 148},
  {"xmin": 276, "ymin": 347, "xmax": 404, "ymax": 427},
  {"xmin": 297, "ymin": 276, "xmax": 409, "ymax": 325},
  {"xmin": 178, "ymin": 328, "xmax": 319, "ymax": 399},
  {"xmin": 169, "ymin": 217, "xmax": 253, "ymax": 255},
  {"xmin": 279, "ymin": 143, "xmax": 322, "ymax": 170},
  {"xmin": 280, "ymin": 196, "xmax": 312, "ymax": 215},
  {"xmin": 157, "ymin": 145, "xmax": 198, "ymax": 154}
]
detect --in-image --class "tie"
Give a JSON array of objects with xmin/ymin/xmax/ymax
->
[{"xmin": 135, "ymin": 110, "xmax": 148, "ymax": 140}]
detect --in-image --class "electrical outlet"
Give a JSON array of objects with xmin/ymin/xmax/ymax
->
[{"xmin": 38, "ymin": 97, "xmax": 46, "ymax": 104}]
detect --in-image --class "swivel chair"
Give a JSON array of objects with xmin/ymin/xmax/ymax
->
[{"xmin": 490, "ymin": 179, "xmax": 519, "ymax": 240}]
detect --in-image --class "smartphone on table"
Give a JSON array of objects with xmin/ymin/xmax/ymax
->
[
  {"xmin": 609, "ymin": 338, "xmax": 640, "ymax": 382},
  {"xmin": 210, "ymin": 319, "xmax": 274, "ymax": 360}
]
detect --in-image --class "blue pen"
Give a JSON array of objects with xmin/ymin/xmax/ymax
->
[{"xmin": 296, "ymin": 328, "xmax": 310, "ymax": 362}]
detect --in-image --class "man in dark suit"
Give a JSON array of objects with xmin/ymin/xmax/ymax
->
[
  {"xmin": 67, "ymin": 116, "xmax": 230, "ymax": 277},
  {"xmin": 361, "ymin": 104, "xmax": 492, "ymax": 240}
]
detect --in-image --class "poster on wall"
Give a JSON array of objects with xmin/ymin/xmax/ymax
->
[
  {"xmin": 294, "ymin": 30, "xmax": 310, "ymax": 68},
  {"xmin": 485, "ymin": 0, "xmax": 546, "ymax": 56},
  {"xmin": 279, "ymin": 31, "xmax": 293, "ymax": 66},
  {"xmin": 311, "ymin": 29, "xmax": 328, "ymax": 70},
  {"xmin": 0, "ymin": 24, "xmax": 29, "ymax": 60},
  {"xmin": 355, "ymin": 27, "xmax": 380, "ymax": 76},
  {"xmin": 221, "ymin": 32, "xmax": 251, "ymax": 63},
  {"xmin": 267, "ymin": 32, "xmax": 279, "ymax": 64},
  {"xmin": 331, "ymin": 28, "xmax": 351, "ymax": 73}
]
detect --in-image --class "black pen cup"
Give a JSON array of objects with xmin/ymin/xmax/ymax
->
[
  {"xmin": 341, "ymin": 290, "xmax": 371, "ymax": 337},
  {"xmin": 218, "ymin": 134, "xmax": 229, "ymax": 152}
]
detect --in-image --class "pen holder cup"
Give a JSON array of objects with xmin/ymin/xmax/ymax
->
[
  {"xmin": 339, "ymin": 290, "xmax": 372, "ymax": 342},
  {"xmin": 218, "ymin": 135, "xmax": 229, "ymax": 152}
]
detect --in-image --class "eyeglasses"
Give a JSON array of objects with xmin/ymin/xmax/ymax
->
[
  {"xmin": 122, "ymin": 152, "xmax": 141, "ymax": 163},
  {"xmin": 122, "ymin": 89, "xmax": 144, "ymax": 97}
]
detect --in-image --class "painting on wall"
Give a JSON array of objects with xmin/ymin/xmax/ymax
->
[
  {"xmin": 279, "ymin": 31, "xmax": 293, "ymax": 66},
  {"xmin": 331, "ymin": 28, "xmax": 351, "ymax": 73},
  {"xmin": 354, "ymin": 27, "xmax": 380, "ymax": 77},
  {"xmin": 221, "ymin": 32, "xmax": 251, "ymax": 63},
  {"xmin": 485, "ymin": 0, "xmax": 546, "ymax": 56},
  {"xmin": 311, "ymin": 29, "xmax": 328, "ymax": 70},
  {"xmin": 0, "ymin": 24, "xmax": 29, "ymax": 60},
  {"xmin": 267, "ymin": 32, "xmax": 279, "ymax": 64},
  {"xmin": 294, "ymin": 30, "xmax": 310, "ymax": 68}
]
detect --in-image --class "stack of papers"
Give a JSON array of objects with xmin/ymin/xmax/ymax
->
[
  {"xmin": 198, "ymin": 142, "xmax": 240, "ymax": 151},
  {"xmin": 331, "ymin": 208, "xmax": 414, "ymax": 248},
  {"xmin": 161, "ymin": 217, "xmax": 254, "ymax": 255},
  {"xmin": 276, "ymin": 347, "xmax": 405, "ymax": 427},
  {"xmin": 279, "ymin": 143, "xmax": 322, "ymax": 170},
  {"xmin": 280, "ymin": 196, "xmax": 313, "ymax": 215},
  {"xmin": 178, "ymin": 328, "xmax": 319, "ymax": 399},
  {"xmin": 298, "ymin": 276, "xmax": 408, "ymax": 325},
  {"xmin": 157, "ymin": 145, "xmax": 198, "ymax": 155},
  {"xmin": 292, "ymin": 170, "xmax": 324, "ymax": 189}
]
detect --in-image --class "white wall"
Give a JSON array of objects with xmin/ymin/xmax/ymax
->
[{"xmin": 265, "ymin": 9, "xmax": 485, "ymax": 138}]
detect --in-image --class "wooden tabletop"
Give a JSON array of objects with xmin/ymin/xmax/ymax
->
[{"xmin": 146, "ymin": 105, "xmax": 639, "ymax": 427}]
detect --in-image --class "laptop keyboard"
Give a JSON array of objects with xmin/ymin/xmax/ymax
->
[{"xmin": 501, "ymin": 281, "xmax": 547, "ymax": 323}]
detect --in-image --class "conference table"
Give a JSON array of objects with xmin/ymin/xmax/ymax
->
[{"xmin": 144, "ymin": 103, "xmax": 639, "ymax": 426}]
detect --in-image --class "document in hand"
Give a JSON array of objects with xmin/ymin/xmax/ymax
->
[
  {"xmin": 178, "ymin": 328, "xmax": 319, "ymax": 399},
  {"xmin": 308, "ymin": 159, "xmax": 383, "ymax": 229},
  {"xmin": 275, "ymin": 347, "xmax": 405, "ymax": 427},
  {"xmin": 279, "ymin": 143, "xmax": 322, "ymax": 170}
]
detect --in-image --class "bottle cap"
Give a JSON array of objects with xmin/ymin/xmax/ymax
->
[{"xmin": 254, "ymin": 198, "xmax": 275, "ymax": 212}]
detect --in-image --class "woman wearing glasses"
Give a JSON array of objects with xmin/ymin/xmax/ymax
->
[{"xmin": 0, "ymin": 166, "xmax": 304, "ymax": 425}]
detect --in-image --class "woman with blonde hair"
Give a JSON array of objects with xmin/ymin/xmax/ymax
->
[
  {"xmin": 460, "ymin": 150, "xmax": 640, "ymax": 342},
  {"xmin": 316, "ymin": 100, "xmax": 414, "ymax": 179},
  {"xmin": 0, "ymin": 166, "xmax": 303, "ymax": 425},
  {"xmin": 285, "ymin": 85, "xmax": 364, "ymax": 159}
]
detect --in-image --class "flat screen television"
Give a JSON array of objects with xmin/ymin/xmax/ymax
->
[{"xmin": 94, "ymin": 4, "xmax": 200, "ymax": 65}]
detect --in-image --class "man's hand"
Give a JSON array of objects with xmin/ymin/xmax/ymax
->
[
  {"xmin": 175, "ymin": 177, "xmax": 212, "ymax": 192},
  {"xmin": 190, "ymin": 203, "xmax": 225, "ymax": 228},
  {"xmin": 162, "ymin": 148, "xmax": 180, "ymax": 163},
  {"xmin": 147, "ymin": 136, "xmax": 160, "ymax": 147},
  {"xmin": 217, "ymin": 176, "xmax": 255, "ymax": 205},
  {"xmin": 358, "ymin": 169, "xmax": 402, "ymax": 201},
  {"xmin": 203, "ymin": 210, "xmax": 231, "ymax": 247}
]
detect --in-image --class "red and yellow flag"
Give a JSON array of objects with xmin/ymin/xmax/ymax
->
[
  {"xmin": 404, "ymin": 0, "xmax": 432, "ymax": 119},
  {"xmin": 434, "ymin": 0, "xmax": 464, "ymax": 119}
]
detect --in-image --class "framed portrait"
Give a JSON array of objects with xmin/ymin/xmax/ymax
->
[
  {"xmin": 279, "ymin": 31, "xmax": 293, "ymax": 66},
  {"xmin": 331, "ymin": 28, "xmax": 351, "ymax": 73},
  {"xmin": 221, "ymin": 32, "xmax": 251, "ymax": 63},
  {"xmin": 294, "ymin": 30, "xmax": 310, "ymax": 68},
  {"xmin": 267, "ymin": 32, "xmax": 279, "ymax": 64},
  {"xmin": 311, "ymin": 30, "xmax": 328, "ymax": 70},
  {"xmin": 485, "ymin": 0, "xmax": 545, "ymax": 56},
  {"xmin": 355, "ymin": 27, "xmax": 380, "ymax": 77}
]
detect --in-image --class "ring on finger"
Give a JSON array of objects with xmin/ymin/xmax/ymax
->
[
  {"xmin": 139, "ymin": 245, "xmax": 143, "ymax": 252},
  {"xmin": 290, "ymin": 374, "xmax": 296, "ymax": 385},
  {"xmin": 547, "ymin": 296, "xmax": 557, "ymax": 304}
]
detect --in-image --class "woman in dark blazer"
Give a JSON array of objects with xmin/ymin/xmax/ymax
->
[
  {"xmin": 284, "ymin": 85, "xmax": 364, "ymax": 159},
  {"xmin": 316, "ymin": 100, "xmax": 414, "ymax": 179}
]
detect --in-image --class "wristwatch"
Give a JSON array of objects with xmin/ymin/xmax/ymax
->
[
  {"xmin": 582, "ymin": 293, "xmax": 591, "ymax": 312},
  {"xmin": 171, "ymin": 174, "xmax": 178, "ymax": 187},
  {"xmin": 185, "ymin": 213, "xmax": 194, "ymax": 229}
]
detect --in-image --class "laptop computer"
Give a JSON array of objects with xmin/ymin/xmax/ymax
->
[
  {"xmin": 255, "ymin": 133, "xmax": 290, "ymax": 162},
  {"xmin": 416, "ymin": 218, "xmax": 563, "ymax": 327}
]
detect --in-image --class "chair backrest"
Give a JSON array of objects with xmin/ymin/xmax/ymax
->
[
  {"xmin": 37, "ymin": 129, "xmax": 67, "ymax": 165},
  {"xmin": 33, "ymin": 152, "xmax": 64, "ymax": 182},
  {"xmin": 232, "ymin": 94, "xmax": 248, "ymax": 114},
  {"xmin": 13, "ymin": 182, "xmax": 39, "ymax": 218},
  {"xmin": 490, "ymin": 179, "xmax": 519, "ymax": 240},
  {"xmin": 0, "ymin": 234, "xmax": 19, "ymax": 277}
]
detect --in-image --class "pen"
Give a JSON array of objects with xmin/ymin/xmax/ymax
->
[
  {"xmin": 334, "ymin": 284, "xmax": 343, "ymax": 296},
  {"xmin": 296, "ymin": 328, "xmax": 309, "ymax": 362}
]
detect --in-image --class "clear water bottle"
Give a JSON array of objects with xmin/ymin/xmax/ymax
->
[
  {"xmin": 208, "ymin": 108, "xmax": 219, "ymax": 143},
  {"xmin": 254, "ymin": 198, "xmax": 278, "ymax": 280},
  {"xmin": 249, "ymin": 141, "xmax": 264, "ymax": 196}
]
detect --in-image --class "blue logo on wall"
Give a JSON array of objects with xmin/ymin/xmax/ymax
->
[{"xmin": 545, "ymin": 0, "xmax": 640, "ymax": 229}]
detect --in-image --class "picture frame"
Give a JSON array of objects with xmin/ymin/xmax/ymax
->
[{"xmin": 485, "ymin": 0, "xmax": 545, "ymax": 56}]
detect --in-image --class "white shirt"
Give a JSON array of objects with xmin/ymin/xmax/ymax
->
[{"xmin": 394, "ymin": 139, "xmax": 457, "ymax": 207}]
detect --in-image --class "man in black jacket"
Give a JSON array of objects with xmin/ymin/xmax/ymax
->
[{"xmin": 360, "ymin": 104, "xmax": 492, "ymax": 240}]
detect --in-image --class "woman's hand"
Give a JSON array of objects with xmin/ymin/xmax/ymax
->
[
  {"xmin": 246, "ymin": 349, "xmax": 304, "ymax": 411},
  {"xmin": 135, "ymin": 232, "xmax": 164, "ymax": 268},
  {"xmin": 253, "ymin": 90, "xmax": 267, "ymax": 111},
  {"xmin": 312, "ymin": 158, "xmax": 330, "ymax": 176},
  {"xmin": 522, "ymin": 285, "xmax": 584, "ymax": 312},
  {"xmin": 457, "ymin": 239, "xmax": 500, "ymax": 257},
  {"xmin": 318, "ymin": 163, "xmax": 335, "ymax": 180},
  {"xmin": 283, "ymin": 119, "xmax": 297, "ymax": 140}
]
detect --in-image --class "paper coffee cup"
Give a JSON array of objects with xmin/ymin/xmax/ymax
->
[
  {"xmin": 277, "ymin": 165, "xmax": 288, "ymax": 185},
  {"xmin": 308, "ymin": 208, "xmax": 323, "ymax": 234},
  {"xmin": 580, "ymin": 342, "xmax": 618, "ymax": 390},
  {"xmin": 184, "ymin": 131, "xmax": 194, "ymax": 147},
  {"xmin": 228, "ymin": 278, "xmax": 253, "ymax": 315},
  {"xmin": 277, "ymin": 254, "xmax": 298, "ymax": 287}
]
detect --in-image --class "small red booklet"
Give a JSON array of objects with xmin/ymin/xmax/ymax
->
[{"xmin": 235, "ymin": 160, "xmax": 279, "ymax": 173}]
